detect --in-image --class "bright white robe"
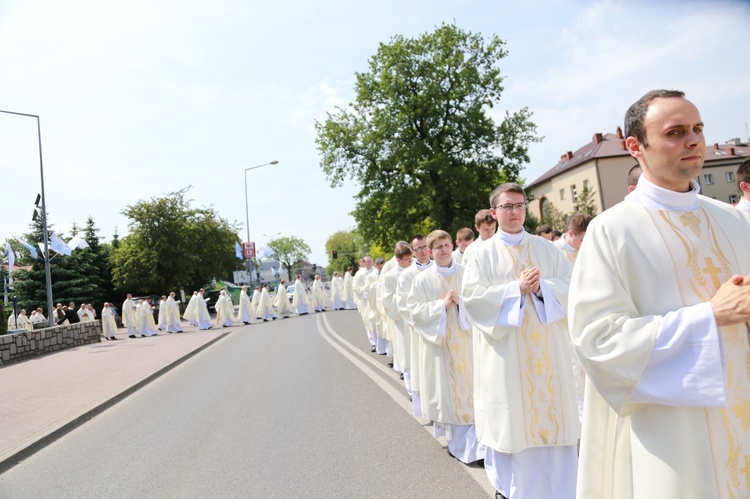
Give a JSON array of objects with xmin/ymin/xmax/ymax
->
[
  {"xmin": 364, "ymin": 270, "xmax": 383, "ymax": 338},
  {"xmin": 407, "ymin": 263, "xmax": 474, "ymax": 425},
  {"xmin": 312, "ymin": 280, "xmax": 326, "ymax": 311},
  {"xmin": 553, "ymin": 235, "xmax": 578, "ymax": 265},
  {"xmin": 237, "ymin": 289, "xmax": 253, "ymax": 323},
  {"xmin": 273, "ymin": 285, "xmax": 294, "ymax": 317},
  {"xmin": 78, "ymin": 308, "xmax": 93, "ymax": 322},
  {"xmin": 331, "ymin": 277, "xmax": 344, "ymax": 310},
  {"xmin": 343, "ymin": 271, "xmax": 356, "ymax": 309},
  {"xmin": 183, "ymin": 293, "xmax": 199, "ymax": 325},
  {"xmin": 195, "ymin": 293, "xmax": 212, "ymax": 330},
  {"xmin": 569, "ymin": 177, "xmax": 750, "ymax": 499},
  {"xmin": 736, "ymin": 195, "xmax": 750, "ymax": 213},
  {"xmin": 292, "ymin": 280, "xmax": 310, "ymax": 314},
  {"xmin": 157, "ymin": 299, "xmax": 168, "ymax": 329},
  {"xmin": 381, "ymin": 266, "xmax": 408, "ymax": 368},
  {"xmin": 251, "ymin": 290, "xmax": 261, "ymax": 318},
  {"xmin": 215, "ymin": 292, "xmax": 235, "ymax": 327},
  {"xmin": 30, "ymin": 312, "xmax": 46, "ymax": 324},
  {"xmin": 102, "ymin": 306, "xmax": 117, "ymax": 338},
  {"xmin": 352, "ymin": 268, "xmax": 369, "ymax": 315},
  {"xmin": 396, "ymin": 260, "xmax": 433, "ymax": 410},
  {"xmin": 138, "ymin": 302, "xmax": 157, "ymax": 336},
  {"xmin": 462, "ymin": 230, "xmax": 579, "ymax": 452},
  {"xmin": 122, "ymin": 298, "xmax": 136, "ymax": 330},
  {"xmin": 165, "ymin": 296, "xmax": 182, "ymax": 332},
  {"xmin": 257, "ymin": 288, "xmax": 276, "ymax": 320},
  {"xmin": 452, "ymin": 247, "xmax": 464, "ymax": 265}
]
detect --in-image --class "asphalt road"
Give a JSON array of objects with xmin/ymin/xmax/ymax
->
[{"xmin": 0, "ymin": 310, "xmax": 493, "ymax": 498}]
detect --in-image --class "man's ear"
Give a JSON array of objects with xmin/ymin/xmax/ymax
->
[{"xmin": 625, "ymin": 136, "xmax": 643, "ymax": 159}]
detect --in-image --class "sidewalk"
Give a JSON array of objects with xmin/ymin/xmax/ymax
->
[{"xmin": 0, "ymin": 324, "xmax": 233, "ymax": 473}]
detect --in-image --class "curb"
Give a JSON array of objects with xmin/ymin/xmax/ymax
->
[{"xmin": 0, "ymin": 331, "xmax": 230, "ymax": 475}]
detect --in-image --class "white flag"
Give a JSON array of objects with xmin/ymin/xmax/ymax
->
[
  {"xmin": 67, "ymin": 234, "xmax": 89, "ymax": 251},
  {"xmin": 14, "ymin": 237, "xmax": 39, "ymax": 259},
  {"xmin": 5, "ymin": 240, "xmax": 14, "ymax": 284},
  {"xmin": 50, "ymin": 233, "xmax": 72, "ymax": 256}
]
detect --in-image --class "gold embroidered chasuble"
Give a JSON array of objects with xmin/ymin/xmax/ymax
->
[
  {"xmin": 570, "ymin": 197, "xmax": 750, "ymax": 499},
  {"xmin": 462, "ymin": 232, "xmax": 579, "ymax": 453},
  {"xmin": 407, "ymin": 265, "xmax": 475, "ymax": 425}
]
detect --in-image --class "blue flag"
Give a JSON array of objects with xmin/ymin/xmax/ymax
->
[
  {"xmin": 235, "ymin": 242, "xmax": 243, "ymax": 259},
  {"xmin": 14, "ymin": 237, "xmax": 39, "ymax": 259}
]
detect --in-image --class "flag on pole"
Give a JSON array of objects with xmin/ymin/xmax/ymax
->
[
  {"xmin": 49, "ymin": 233, "xmax": 72, "ymax": 256},
  {"xmin": 5, "ymin": 240, "xmax": 15, "ymax": 284},
  {"xmin": 235, "ymin": 242, "xmax": 243, "ymax": 259},
  {"xmin": 14, "ymin": 237, "xmax": 39, "ymax": 259},
  {"xmin": 67, "ymin": 234, "xmax": 89, "ymax": 251}
]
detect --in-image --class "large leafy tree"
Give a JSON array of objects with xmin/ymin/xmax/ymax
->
[
  {"xmin": 316, "ymin": 23, "xmax": 540, "ymax": 249},
  {"xmin": 267, "ymin": 236, "xmax": 311, "ymax": 282},
  {"xmin": 110, "ymin": 188, "xmax": 242, "ymax": 295}
]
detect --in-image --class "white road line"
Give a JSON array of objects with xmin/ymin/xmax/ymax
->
[{"xmin": 316, "ymin": 313, "xmax": 495, "ymax": 497}]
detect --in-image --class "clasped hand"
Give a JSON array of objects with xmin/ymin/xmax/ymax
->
[{"xmin": 519, "ymin": 267, "xmax": 541, "ymax": 295}]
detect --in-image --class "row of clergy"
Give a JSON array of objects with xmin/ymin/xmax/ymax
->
[{"xmin": 347, "ymin": 189, "xmax": 589, "ymax": 499}]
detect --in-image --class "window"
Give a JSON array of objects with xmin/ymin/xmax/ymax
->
[
  {"xmin": 571, "ymin": 185, "xmax": 578, "ymax": 202},
  {"xmin": 559, "ymin": 189, "xmax": 566, "ymax": 200},
  {"xmin": 726, "ymin": 172, "xmax": 734, "ymax": 182},
  {"xmin": 541, "ymin": 198, "xmax": 550, "ymax": 218},
  {"xmin": 583, "ymin": 179, "xmax": 590, "ymax": 190},
  {"xmin": 729, "ymin": 194, "xmax": 738, "ymax": 204},
  {"xmin": 704, "ymin": 174, "xmax": 713, "ymax": 185}
]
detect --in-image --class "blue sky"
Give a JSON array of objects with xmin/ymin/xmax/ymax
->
[{"xmin": 1, "ymin": 0, "xmax": 748, "ymax": 266}]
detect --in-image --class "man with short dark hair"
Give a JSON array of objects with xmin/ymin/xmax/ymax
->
[
  {"xmin": 627, "ymin": 164, "xmax": 642, "ymax": 193},
  {"xmin": 554, "ymin": 213, "xmax": 593, "ymax": 264},
  {"xmin": 570, "ymin": 89, "xmax": 750, "ymax": 498},
  {"xmin": 463, "ymin": 182, "xmax": 578, "ymax": 499}
]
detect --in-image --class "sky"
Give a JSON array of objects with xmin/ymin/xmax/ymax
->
[{"xmin": 1, "ymin": 0, "xmax": 748, "ymax": 266}]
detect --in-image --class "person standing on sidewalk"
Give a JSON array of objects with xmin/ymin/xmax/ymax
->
[{"xmin": 101, "ymin": 303, "xmax": 118, "ymax": 340}]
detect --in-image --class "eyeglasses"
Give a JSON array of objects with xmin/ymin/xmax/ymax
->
[
  {"xmin": 495, "ymin": 203, "xmax": 527, "ymax": 213},
  {"xmin": 412, "ymin": 245, "xmax": 428, "ymax": 252}
]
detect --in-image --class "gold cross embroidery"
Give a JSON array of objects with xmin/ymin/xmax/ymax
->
[
  {"xmin": 702, "ymin": 257, "xmax": 722, "ymax": 289},
  {"xmin": 740, "ymin": 455, "xmax": 750, "ymax": 490},
  {"xmin": 534, "ymin": 358, "xmax": 544, "ymax": 375}
]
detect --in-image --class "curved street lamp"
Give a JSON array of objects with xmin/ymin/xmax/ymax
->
[
  {"xmin": 244, "ymin": 161, "xmax": 279, "ymax": 283},
  {"xmin": 0, "ymin": 109, "xmax": 54, "ymax": 327}
]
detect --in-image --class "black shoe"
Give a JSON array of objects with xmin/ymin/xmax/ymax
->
[
  {"xmin": 263, "ymin": 319, "xmax": 268, "ymax": 322},
  {"xmin": 243, "ymin": 322, "xmax": 250, "ymax": 325},
  {"xmin": 111, "ymin": 337, "xmax": 118, "ymax": 340},
  {"xmin": 400, "ymin": 373, "xmax": 404, "ymax": 380},
  {"xmin": 129, "ymin": 335, "xmax": 136, "ymax": 338},
  {"xmin": 300, "ymin": 312, "xmax": 308, "ymax": 316},
  {"xmin": 370, "ymin": 346, "xmax": 376, "ymax": 352},
  {"xmin": 378, "ymin": 352, "xmax": 386, "ymax": 356},
  {"xmin": 495, "ymin": 492, "xmax": 508, "ymax": 499},
  {"xmin": 387, "ymin": 362, "xmax": 394, "ymax": 368}
]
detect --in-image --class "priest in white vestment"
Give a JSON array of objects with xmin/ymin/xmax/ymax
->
[
  {"xmin": 311, "ymin": 275, "xmax": 327, "ymax": 312},
  {"xmin": 381, "ymin": 243, "xmax": 413, "ymax": 384},
  {"xmin": 195, "ymin": 289, "xmax": 213, "ymax": 330},
  {"xmin": 215, "ymin": 289, "xmax": 235, "ymax": 327},
  {"xmin": 408, "ymin": 230, "xmax": 484, "ymax": 465},
  {"xmin": 157, "ymin": 296, "xmax": 168, "ymax": 330},
  {"xmin": 343, "ymin": 268, "xmax": 356, "ymax": 309},
  {"xmin": 138, "ymin": 298, "xmax": 157, "ymax": 336},
  {"xmin": 257, "ymin": 284, "xmax": 276, "ymax": 321},
  {"xmin": 452, "ymin": 227, "xmax": 474, "ymax": 265},
  {"xmin": 396, "ymin": 234, "xmax": 433, "ymax": 416},
  {"xmin": 237, "ymin": 285, "xmax": 253, "ymax": 324},
  {"xmin": 353, "ymin": 257, "xmax": 375, "ymax": 349},
  {"xmin": 377, "ymin": 256, "xmax": 398, "ymax": 362},
  {"xmin": 183, "ymin": 291, "xmax": 199, "ymax": 326},
  {"xmin": 165, "ymin": 292, "xmax": 183, "ymax": 332},
  {"xmin": 462, "ymin": 183, "xmax": 579, "ymax": 499},
  {"xmin": 122, "ymin": 294, "xmax": 137, "ymax": 338},
  {"xmin": 251, "ymin": 286, "xmax": 262, "ymax": 319},
  {"xmin": 365, "ymin": 258, "xmax": 387, "ymax": 354},
  {"xmin": 273, "ymin": 280, "xmax": 294, "ymax": 318},
  {"xmin": 331, "ymin": 273, "xmax": 345, "ymax": 310},
  {"xmin": 101, "ymin": 303, "xmax": 118, "ymax": 340},
  {"xmin": 569, "ymin": 90, "xmax": 750, "ymax": 499},
  {"xmin": 292, "ymin": 276, "xmax": 310, "ymax": 315}
]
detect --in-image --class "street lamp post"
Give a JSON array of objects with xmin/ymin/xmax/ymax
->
[
  {"xmin": 244, "ymin": 161, "xmax": 279, "ymax": 284},
  {"xmin": 0, "ymin": 109, "xmax": 54, "ymax": 327}
]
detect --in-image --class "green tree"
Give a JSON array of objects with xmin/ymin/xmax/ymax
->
[
  {"xmin": 0, "ymin": 299, "xmax": 6, "ymax": 335},
  {"xmin": 324, "ymin": 230, "xmax": 364, "ymax": 274},
  {"xmin": 267, "ymin": 236, "xmax": 311, "ymax": 282},
  {"xmin": 110, "ymin": 188, "xmax": 242, "ymax": 295},
  {"xmin": 540, "ymin": 201, "xmax": 568, "ymax": 233},
  {"xmin": 575, "ymin": 185, "xmax": 599, "ymax": 217},
  {"xmin": 316, "ymin": 23, "xmax": 540, "ymax": 250}
]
